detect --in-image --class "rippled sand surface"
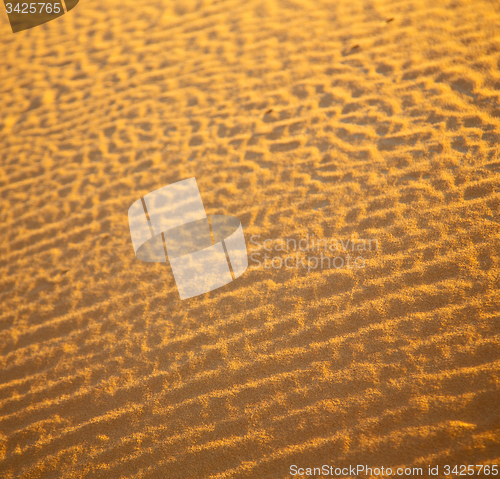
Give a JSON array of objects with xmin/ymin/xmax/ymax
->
[{"xmin": 0, "ymin": 0, "xmax": 499, "ymax": 477}]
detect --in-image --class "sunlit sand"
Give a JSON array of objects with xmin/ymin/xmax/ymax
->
[{"xmin": 0, "ymin": 0, "xmax": 499, "ymax": 477}]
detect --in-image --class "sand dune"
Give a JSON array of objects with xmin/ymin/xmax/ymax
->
[{"xmin": 0, "ymin": 0, "xmax": 499, "ymax": 477}]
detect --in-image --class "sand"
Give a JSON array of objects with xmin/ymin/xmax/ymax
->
[{"xmin": 0, "ymin": 0, "xmax": 499, "ymax": 477}]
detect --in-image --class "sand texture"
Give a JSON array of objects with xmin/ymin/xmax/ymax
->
[{"xmin": 1, "ymin": 0, "xmax": 500, "ymax": 477}]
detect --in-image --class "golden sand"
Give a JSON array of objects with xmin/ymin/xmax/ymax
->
[{"xmin": 0, "ymin": 0, "xmax": 499, "ymax": 477}]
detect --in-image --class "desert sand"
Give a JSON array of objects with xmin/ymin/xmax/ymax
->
[{"xmin": 0, "ymin": 0, "xmax": 499, "ymax": 477}]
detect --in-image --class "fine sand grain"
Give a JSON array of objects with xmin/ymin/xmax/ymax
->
[{"xmin": 0, "ymin": 0, "xmax": 499, "ymax": 477}]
